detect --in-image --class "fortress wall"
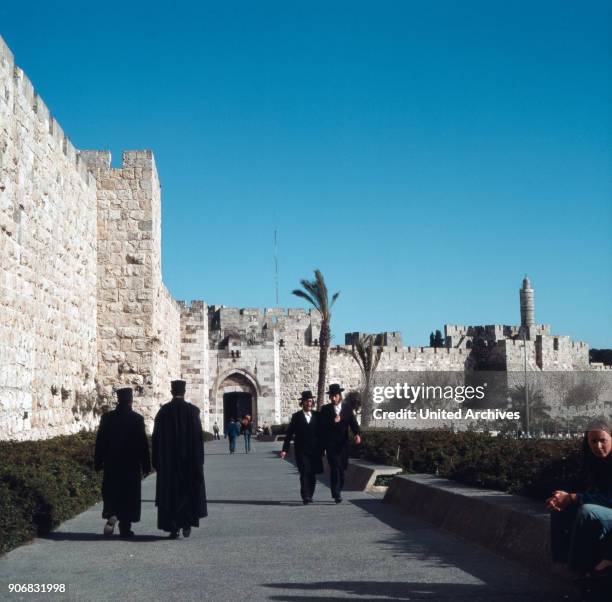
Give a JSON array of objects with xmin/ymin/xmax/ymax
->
[
  {"xmin": 82, "ymin": 150, "xmax": 179, "ymax": 429},
  {"xmin": 0, "ymin": 37, "xmax": 98, "ymax": 440},
  {"xmin": 151, "ymin": 283, "xmax": 181, "ymax": 422},
  {"xmin": 180, "ymin": 301, "xmax": 210, "ymax": 430},
  {"xmin": 209, "ymin": 340, "xmax": 279, "ymax": 427}
]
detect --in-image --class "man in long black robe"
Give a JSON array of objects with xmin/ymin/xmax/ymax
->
[
  {"xmin": 94, "ymin": 387, "xmax": 151, "ymax": 537},
  {"xmin": 280, "ymin": 390, "xmax": 323, "ymax": 504},
  {"xmin": 152, "ymin": 380, "xmax": 208, "ymax": 539},
  {"xmin": 318, "ymin": 383, "xmax": 361, "ymax": 503}
]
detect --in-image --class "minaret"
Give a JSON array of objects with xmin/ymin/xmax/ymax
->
[{"xmin": 519, "ymin": 275, "xmax": 535, "ymax": 329}]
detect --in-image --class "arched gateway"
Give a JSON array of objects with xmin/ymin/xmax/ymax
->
[{"xmin": 215, "ymin": 371, "xmax": 259, "ymax": 428}]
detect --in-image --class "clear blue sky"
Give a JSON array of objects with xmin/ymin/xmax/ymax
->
[{"xmin": 2, "ymin": 1, "xmax": 610, "ymax": 347}]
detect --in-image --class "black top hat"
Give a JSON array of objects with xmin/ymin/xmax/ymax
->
[
  {"xmin": 171, "ymin": 380, "xmax": 187, "ymax": 396},
  {"xmin": 116, "ymin": 387, "xmax": 133, "ymax": 404},
  {"xmin": 326, "ymin": 383, "xmax": 344, "ymax": 396},
  {"xmin": 298, "ymin": 390, "xmax": 315, "ymax": 405}
]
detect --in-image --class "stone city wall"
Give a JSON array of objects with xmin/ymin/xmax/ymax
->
[
  {"xmin": 0, "ymin": 37, "xmax": 98, "ymax": 440},
  {"xmin": 180, "ymin": 300, "xmax": 210, "ymax": 430},
  {"xmin": 82, "ymin": 149, "xmax": 180, "ymax": 431},
  {"xmin": 151, "ymin": 283, "xmax": 181, "ymax": 420}
]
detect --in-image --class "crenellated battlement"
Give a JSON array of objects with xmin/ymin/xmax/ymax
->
[{"xmin": 1, "ymin": 37, "xmax": 94, "ymax": 190}]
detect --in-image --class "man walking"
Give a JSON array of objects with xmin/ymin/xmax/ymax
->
[
  {"xmin": 212, "ymin": 421, "xmax": 220, "ymax": 440},
  {"xmin": 318, "ymin": 383, "xmax": 361, "ymax": 503},
  {"xmin": 94, "ymin": 387, "xmax": 151, "ymax": 538},
  {"xmin": 280, "ymin": 391, "xmax": 323, "ymax": 504},
  {"xmin": 226, "ymin": 417, "xmax": 240, "ymax": 454},
  {"xmin": 152, "ymin": 380, "xmax": 208, "ymax": 539}
]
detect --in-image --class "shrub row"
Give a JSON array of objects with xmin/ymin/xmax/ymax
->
[
  {"xmin": 352, "ymin": 428, "xmax": 585, "ymax": 500},
  {"xmin": 0, "ymin": 432, "xmax": 102, "ymax": 556}
]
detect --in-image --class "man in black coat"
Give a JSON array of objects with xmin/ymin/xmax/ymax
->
[
  {"xmin": 152, "ymin": 380, "xmax": 208, "ymax": 539},
  {"xmin": 280, "ymin": 390, "xmax": 323, "ymax": 504},
  {"xmin": 94, "ymin": 387, "xmax": 151, "ymax": 538},
  {"xmin": 318, "ymin": 383, "xmax": 362, "ymax": 503}
]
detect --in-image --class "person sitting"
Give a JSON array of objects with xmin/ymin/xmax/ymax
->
[{"xmin": 547, "ymin": 419, "xmax": 612, "ymax": 577}]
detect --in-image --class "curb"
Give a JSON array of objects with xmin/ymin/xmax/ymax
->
[{"xmin": 383, "ymin": 474, "xmax": 570, "ymax": 578}]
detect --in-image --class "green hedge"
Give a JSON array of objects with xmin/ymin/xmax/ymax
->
[
  {"xmin": 352, "ymin": 428, "xmax": 585, "ymax": 500},
  {"xmin": 0, "ymin": 432, "xmax": 102, "ymax": 556}
]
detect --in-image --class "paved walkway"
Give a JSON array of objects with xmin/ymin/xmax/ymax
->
[{"xmin": 0, "ymin": 440, "xmax": 577, "ymax": 601}]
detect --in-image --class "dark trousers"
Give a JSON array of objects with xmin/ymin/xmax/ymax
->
[
  {"xmin": 550, "ymin": 503, "xmax": 612, "ymax": 572},
  {"xmin": 326, "ymin": 452, "xmax": 345, "ymax": 499},
  {"xmin": 299, "ymin": 470, "xmax": 316, "ymax": 501},
  {"xmin": 119, "ymin": 521, "xmax": 132, "ymax": 535}
]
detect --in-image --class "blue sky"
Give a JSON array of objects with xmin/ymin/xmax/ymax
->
[{"xmin": 2, "ymin": 1, "xmax": 610, "ymax": 347}]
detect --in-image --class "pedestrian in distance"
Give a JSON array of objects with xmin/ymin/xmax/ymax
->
[
  {"xmin": 152, "ymin": 380, "xmax": 208, "ymax": 540},
  {"xmin": 241, "ymin": 414, "xmax": 253, "ymax": 453},
  {"xmin": 226, "ymin": 417, "xmax": 240, "ymax": 454},
  {"xmin": 318, "ymin": 383, "xmax": 361, "ymax": 503},
  {"xmin": 212, "ymin": 421, "xmax": 220, "ymax": 440},
  {"xmin": 94, "ymin": 387, "xmax": 151, "ymax": 538},
  {"xmin": 280, "ymin": 390, "xmax": 323, "ymax": 504}
]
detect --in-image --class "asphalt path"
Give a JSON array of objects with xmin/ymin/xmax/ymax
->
[{"xmin": 0, "ymin": 440, "xmax": 578, "ymax": 601}]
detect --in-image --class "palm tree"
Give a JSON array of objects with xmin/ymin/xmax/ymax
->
[
  {"xmin": 292, "ymin": 270, "xmax": 339, "ymax": 410},
  {"xmin": 350, "ymin": 334, "xmax": 383, "ymax": 427}
]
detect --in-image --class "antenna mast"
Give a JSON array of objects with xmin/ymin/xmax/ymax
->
[{"xmin": 274, "ymin": 229, "xmax": 279, "ymax": 306}]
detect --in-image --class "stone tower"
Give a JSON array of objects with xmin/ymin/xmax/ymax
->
[{"xmin": 519, "ymin": 276, "xmax": 535, "ymax": 330}]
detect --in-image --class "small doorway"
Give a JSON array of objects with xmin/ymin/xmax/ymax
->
[{"xmin": 223, "ymin": 392, "xmax": 253, "ymax": 429}]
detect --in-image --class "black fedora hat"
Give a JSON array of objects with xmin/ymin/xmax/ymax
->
[
  {"xmin": 326, "ymin": 384, "xmax": 344, "ymax": 396},
  {"xmin": 299, "ymin": 390, "xmax": 315, "ymax": 405}
]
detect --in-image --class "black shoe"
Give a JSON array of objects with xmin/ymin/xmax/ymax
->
[
  {"xmin": 169, "ymin": 531, "xmax": 180, "ymax": 539},
  {"xmin": 182, "ymin": 527, "xmax": 191, "ymax": 538},
  {"xmin": 334, "ymin": 496, "xmax": 343, "ymax": 504},
  {"xmin": 119, "ymin": 530, "xmax": 135, "ymax": 539},
  {"xmin": 306, "ymin": 497, "xmax": 313, "ymax": 503}
]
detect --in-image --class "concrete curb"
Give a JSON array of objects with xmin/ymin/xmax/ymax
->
[
  {"xmin": 383, "ymin": 474, "xmax": 569, "ymax": 578},
  {"xmin": 322, "ymin": 458, "xmax": 403, "ymax": 492}
]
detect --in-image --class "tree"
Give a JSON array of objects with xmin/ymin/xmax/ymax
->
[
  {"xmin": 434, "ymin": 330, "xmax": 444, "ymax": 348},
  {"xmin": 349, "ymin": 334, "xmax": 383, "ymax": 427},
  {"xmin": 292, "ymin": 270, "xmax": 339, "ymax": 410},
  {"xmin": 429, "ymin": 332, "xmax": 435, "ymax": 347},
  {"xmin": 508, "ymin": 382, "xmax": 551, "ymax": 433}
]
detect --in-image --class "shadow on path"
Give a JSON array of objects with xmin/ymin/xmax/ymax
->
[
  {"xmin": 39, "ymin": 532, "xmax": 167, "ymax": 543},
  {"xmin": 262, "ymin": 580, "xmax": 574, "ymax": 601},
  {"xmin": 206, "ymin": 499, "xmax": 305, "ymax": 507}
]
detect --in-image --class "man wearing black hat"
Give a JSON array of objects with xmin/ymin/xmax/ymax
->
[
  {"xmin": 152, "ymin": 380, "xmax": 208, "ymax": 539},
  {"xmin": 280, "ymin": 391, "xmax": 323, "ymax": 504},
  {"xmin": 318, "ymin": 383, "xmax": 361, "ymax": 503},
  {"xmin": 94, "ymin": 387, "xmax": 151, "ymax": 538}
]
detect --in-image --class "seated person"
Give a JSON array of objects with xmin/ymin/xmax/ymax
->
[{"xmin": 547, "ymin": 419, "xmax": 612, "ymax": 576}]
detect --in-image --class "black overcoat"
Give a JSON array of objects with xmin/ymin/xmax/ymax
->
[
  {"xmin": 94, "ymin": 404, "xmax": 151, "ymax": 522},
  {"xmin": 152, "ymin": 398, "xmax": 207, "ymax": 531},
  {"xmin": 282, "ymin": 410, "xmax": 324, "ymax": 474},
  {"xmin": 318, "ymin": 402, "xmax": 361, "ymax": 470}
]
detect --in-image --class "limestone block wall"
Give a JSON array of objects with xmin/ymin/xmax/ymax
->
[
  {"xmin": 82, "ymin": 149, "xmax": 179, "ymax": 430},
  {"xmin": 152, "ymin": 284, "xmax": 181, "ymax": 412},
  {"xmin": 209, "ymin": 339, "xmax": 279, "ymax": 427},
  {"xmin": 0, "ymin": 37, "xmax": 98, "ymax": 440},
  {"xmin": 180, "ymin": 301, "xmax": 210, "ymax": 430}
]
